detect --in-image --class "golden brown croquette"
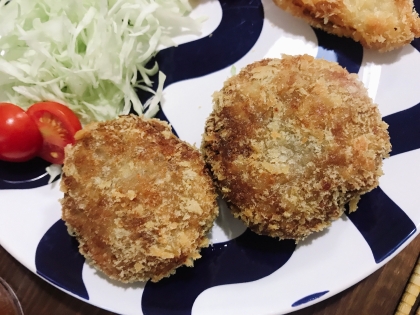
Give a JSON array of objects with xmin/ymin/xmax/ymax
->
[
  {"xmin": 273, "ymin": 0, "xmax": 420, "ymax": 52},
  {"xmin": 201, "ymin": 54, "xmax": 391, "ymax": 241},
  {"xmin": 61, "ymin": 115, "xmax": 218, "ymax": 283}
]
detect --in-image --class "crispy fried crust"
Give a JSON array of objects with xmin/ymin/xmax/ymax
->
[
  {"xmin": 61, "ymin": 115, "xmax": 218, "ymax": 283},
  {"xmin": 273, "ymin": 0, "xmax": 420, "ymax": 52},
  {"xmin": 201, "ymin": 55, "xmax": 391, "ymax": 241}
]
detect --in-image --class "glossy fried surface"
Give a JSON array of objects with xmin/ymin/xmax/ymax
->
[
  {"xmin": 273, "ymin": 0, "xmax": 420, "ymax": 52},
  {"xmin": 202, "ymin": 55, "xmax": 391, "ymax": 241},
  {"xmin": 61, "ymin": 115, "xmax": 218, "ymax": 283}
]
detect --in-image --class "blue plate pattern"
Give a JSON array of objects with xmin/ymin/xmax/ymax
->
[
  {"xmin": 142, "ymin": 230, "xmax": 296, "ymax": 315},
  {"xmin": 291, "ymin": 291, "xmax": 329, "ymax": 307},
  {"xmin": 0, "ymin": 158, "xmax": 52, "ymax": 189},
  {"xmin": 35, "ymin": 220, "xmax": 88, "ymax": 299}
]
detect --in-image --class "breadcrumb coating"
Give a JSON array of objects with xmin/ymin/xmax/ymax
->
[
  {"xmin": 61, "ymin": 115, "xmax": 218, "ymax": 283},
  {"xmin": 202, "ymin": 55, "xmax": 391, "ymax": 241},
  {"xmin": 273, "ymin": 0, "xmax": 420, "ymax": 52}
]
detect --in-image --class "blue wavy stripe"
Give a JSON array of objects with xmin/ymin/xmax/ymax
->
[
  {"xmin": 35, "ymin": 219, "xmax": 88, "ymax": 300},
  {"xmin": 142, "ymin": 0, "xmax": 264, "ymax": 131},
  {"xmin": 292, "ymin": 291, "xmax": 329, "ymax": 307},
  {"xmin": 346, "ymin": 187, "xmax": 416, "ymax": 263},
  {"xmin": 0, "ymin": 158, "xmax": 52, "ymax": 189},
  {"xmin": 414, "ymin": 0, "xmax": 420, "ymax": 17},
  {"xmin": 142, "ymin": 229, "xmax": 296, "ymax": 315},
  {"xmin": 154, "ymin": 0, "xmax": 264, "ymax": 89},
  {"xmin": 346, "ymin": 103, "xmax": 420, "ymax": 263},
  {"xmin": 411, "ymin": 38, "xmax": 420, "ymax": 52},
  {"xmin": 383, "ymin": 103, "xmax": 420, "ymax": 156},
  {"xmin": 313, "ymin": 28, "xmax": 363, "ymax": 74}
]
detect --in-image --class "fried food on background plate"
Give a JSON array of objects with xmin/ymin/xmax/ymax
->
[
  {"xmin": 201, "ymin": 54, "xmax": 391, "ymax": 241},
  {"xmin": 273, "ymin": 0, "xmax": 420, "ymax": 52},
  {"xmin": 61, "ymin": 115, "xmax": 218, "ymax": 283}
]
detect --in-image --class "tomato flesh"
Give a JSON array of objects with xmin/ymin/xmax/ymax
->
[
  {"xmin": 0, "ymin": 103, "xmax": 43, "ymax": 162},
  {"xmin": 27, "ymin": 102, "xmax": 82, "ymax": 164}
]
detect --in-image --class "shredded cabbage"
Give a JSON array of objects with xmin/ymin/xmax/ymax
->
[
  {"xmin": 46, "ymin": 164, "xmax": 62, "ymax": 184},
  {"xmin": 0, "ymin": 0, "xmax": 201, "ymax": 124},
  {"xmin": 230, "ymin": 65, "xmax": 237, "ymax": 76}
]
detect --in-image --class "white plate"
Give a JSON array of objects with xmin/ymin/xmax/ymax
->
[{"xmin": 1, "ymin": 1, "xmax": 419, "ymax": 314}]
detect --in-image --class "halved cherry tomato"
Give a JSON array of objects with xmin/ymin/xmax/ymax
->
[
  {"xmin": 27, "ymin": 102, "xmax": 82, "ymax": 164},
  {"xmin": 0, "ymin": 103, "xmax": 43, "ymax": 162}
]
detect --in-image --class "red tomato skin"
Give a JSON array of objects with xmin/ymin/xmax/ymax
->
[
  {"xmin": 27, "ymin": 102, "xmax": 82, "ymax": 164},
  {"xmin": 27, "ymin": 102, "xmax": 82, "ymax": 134},
  {"xmin": 0, "ymin": 103, "xmax": 43, "ymax": 162}
]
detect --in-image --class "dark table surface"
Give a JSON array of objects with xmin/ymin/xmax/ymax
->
[{"xmin": 1, "ymin": 234, "xmax": 419, "ymax": 315}]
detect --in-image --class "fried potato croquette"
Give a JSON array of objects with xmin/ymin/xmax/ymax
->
[
  {"xmin": 202, "ymin": 55, "xmax": 391, "ymax": 241},
  {"xmin": 273, "ymin": 0, "xmax": 420, "ymax": 52},
  {"xmin": 61, "ymin": 115, "xmax": 218, "ymax": 283}
]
